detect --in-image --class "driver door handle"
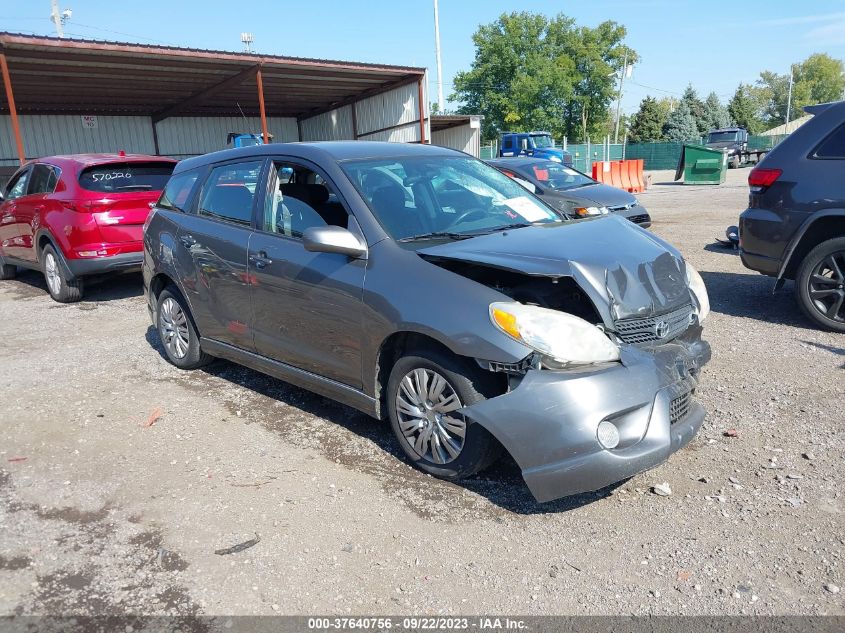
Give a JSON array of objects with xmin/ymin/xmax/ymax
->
[
  {"xmin": 179, "ymin": 234, "xmax": 196, "ymax": 248},
  {"xmin": 249, "ymin": 251, "xmax": 273, "ymax": 269}
]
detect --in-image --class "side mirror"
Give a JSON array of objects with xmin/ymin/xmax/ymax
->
[{"xmin": 303, "ymin": 225, "xmax": 367, "ymax": 259}]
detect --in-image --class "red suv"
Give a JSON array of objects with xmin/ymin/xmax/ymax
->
[{"xmin": 0, "ymin": 153, "xmax": 176, "ymax": 302}]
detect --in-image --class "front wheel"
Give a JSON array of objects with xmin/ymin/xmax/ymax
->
[
  {"xmin": 386, "ymin": 349, "xmax": 501, "ymax": 480},
  {"xmin": 795, "ymin": 237, "xmax": 845, "ymax": 332}
]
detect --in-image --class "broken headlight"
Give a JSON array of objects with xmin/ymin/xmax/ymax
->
[
  {"xmin": 685, "ymin": 264, "xmax": 710, "ymax": 322},
  {"xmin": 489, "ymin": 302, "xmax": 620, "ymax": 367}
]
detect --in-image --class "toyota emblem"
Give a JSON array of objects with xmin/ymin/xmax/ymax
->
[{"xmin": 654, "ymin": 320, "xmax": 669, "ymax": 339}]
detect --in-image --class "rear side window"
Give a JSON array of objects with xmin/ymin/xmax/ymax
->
[
  {"xmin": 197, "ymin": 161, "xmax": 263, "ymax": 226},
  {"xmin": 157, "ymin": 169, "xmax": 200, "ymax": 212},
  {"xmin": 78, "ymin": 162, "xmax": 175, "ymax": 193},
  {"xmin": 813, "ymin": 123, "xmax": 845, "ymax": 159},
  {"xmin": 28, "ymin": 164, "xmax": 61, "ymax": 195}
]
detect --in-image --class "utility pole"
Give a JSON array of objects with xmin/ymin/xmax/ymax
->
[
  {"xmin": 50, "ymin": 0, "xmax": 64, "ymax": 38},
  {"xmin": 433, "ymin": 0, "xmax": 445, "ymax": 113},
  {"xmin": 786, "ymin": 65, "xmax": 794, "ymax": 125},
  {"xmin": 613, "ymin": 49, "xmax": 628, "ymax": 144}
]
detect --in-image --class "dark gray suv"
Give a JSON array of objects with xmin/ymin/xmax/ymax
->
[
  {"xmin": 739, "ymin": 101, "xmax": 845, "ymax": 331},
  {"xmin": 143, "ymin": 142, "xmax": 711, "ymax": 503}
]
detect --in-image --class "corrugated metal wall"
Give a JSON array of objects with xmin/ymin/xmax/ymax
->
[
  {"xmin": 355, "ymin": 83, "xmax": 418, "ymax": 139},
  {"xmin": 0, "ymin": 115, "xmax": 154, "ymax": 166},
  {"xmin": 298, "ymin": 106, "xmax": 354, "ymax": 141},
  {"xmin": 431, "ymin": 124, "xmax": 481, "ymax": 157},
  {"xmin": 155, "ymin": 116, "xmax": 299, "ymax": 157}
]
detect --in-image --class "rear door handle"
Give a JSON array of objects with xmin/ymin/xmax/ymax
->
[
  {"xmin": 179, "ymin": 234, "xmax": 196, "ymax": 248},
  {"xmin": 249, "ymin": 251, "xmax": 273, "ymax": 269}
]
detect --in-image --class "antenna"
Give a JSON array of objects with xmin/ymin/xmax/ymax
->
[
  {"xmin": 50, "ymin": 1, "xmax": 72, "ymax": 38},
  {"xmin": 240, "ymin": 32, "xmax": 254, "ymax": 53}
]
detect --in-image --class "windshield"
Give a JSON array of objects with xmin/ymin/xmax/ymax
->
[
  {"xmin": 530, "ymin": 134, "xmax": 554, "ymax": 148},
  {"xmin": 78, "ymin": 162, "xmax": 175, "ymax": 193},
  {"xmin": 524, "ymin": 162, "xmax": 595, "ymax": 191},
  {"xmin": 707, "ymin": 131, "xmax": 740, "ymax": 143},
  {"xmin": 342, "ymin": 156, "xmax": 561, "ymax": 242}
]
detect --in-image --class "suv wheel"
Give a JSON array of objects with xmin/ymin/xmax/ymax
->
[
  {"xmin": 795, "ymin": 237, "xmax": 845, "ymax": 332},
  {"xmin": 41, "ymin": 244, "xmax": 83, "ymax": 303},
  {"xmin": 0, "ymin": 254, "xmax": 16, "ymax": 280},
  {"xmin": 156, "ymin": 286, "xmax": 212, "ymax": 369},
  {"xmin": 386, "ymin": 349, "xmax": 501, "ymax": 480}
]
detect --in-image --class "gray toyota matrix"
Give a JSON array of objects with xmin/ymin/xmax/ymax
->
[{"xmin": 143, "ymin": 142, "xmax": 711, "ymax": 503}]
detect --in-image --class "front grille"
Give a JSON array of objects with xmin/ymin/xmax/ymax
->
[
  {"xmin": 614, "ymin": 303, "xmax": 694, "ymax": 345},
  {"xmin": 627, "ymin": 213, "xmax": 650, "ymax": 225},
  {"xmin": 670, "ymin": 391, "xmax": 692, "ymax": 425},
  {"xmin": 608, "ymin": 202, "xmax": 637, "ymax": 212}
]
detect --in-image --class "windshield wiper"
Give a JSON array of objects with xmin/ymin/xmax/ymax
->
[{"xmin": 397, "ymin": 231, "xmax": 474, "ymax": 243}]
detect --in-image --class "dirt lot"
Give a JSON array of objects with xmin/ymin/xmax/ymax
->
[{"xmin": 0, "ymin": 168, "xmax": 842, "ymax": 617}]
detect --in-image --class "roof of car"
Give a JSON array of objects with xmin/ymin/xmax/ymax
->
[
  {"xmin": 33, "ymin": 153, "xmax": 176, "ymax": 168},
  {"xmin": 175, "ymin": 141, "xmax": 462, "ymax": 173}
]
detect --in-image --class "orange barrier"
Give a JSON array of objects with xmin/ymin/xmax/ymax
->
[
  {"xmin": 609, "ymin": 161, "xmax": 623, "ymax": 189},
  {"xmin": 619, "ymin": 160, "xmax": 632, "ymax": 192},
  {"xmin": 591, "ymin": 159, "xmax": 644, "ymax": 193},
  {"xmin": 636, "ymin": 159, "xmax": 645, "ymax": 192}
]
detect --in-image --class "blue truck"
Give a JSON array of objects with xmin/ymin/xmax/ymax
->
[
  {"xmin": 226, "ymin": 132, "xmax": 271, "ymax": 148},
  {"xmin": 498, "ymin": 131, "xmax": 572, "ymax": 166}
]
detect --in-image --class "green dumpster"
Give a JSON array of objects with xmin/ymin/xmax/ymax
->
[{"xmin": 674, "ymin": 144, "xmax": 727, "ymax": 185}]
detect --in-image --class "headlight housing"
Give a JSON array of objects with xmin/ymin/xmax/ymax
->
[
  {"xmin": 490, "ymin": 302, "xmax": 620, "ymax": 367},
  {"xmin": 572, "ymin": 206, "xmax": 609, "ymax": 218},
  {"xmin": 685, "ymin": 264, "xmax": 710, "ymax": 322}
]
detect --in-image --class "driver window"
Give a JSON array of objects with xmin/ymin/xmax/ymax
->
[
  {"xmin": 262, "ymin": 162, "xmax": 348, "ymax": 238},
  {"xmin": 5, "ymin": 168, "xmax": 31, "ymax": 200}
]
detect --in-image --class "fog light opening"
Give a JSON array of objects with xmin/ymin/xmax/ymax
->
[{"xmin": 597, "ymin": 420, "xmax": 620, "ymax": 449}]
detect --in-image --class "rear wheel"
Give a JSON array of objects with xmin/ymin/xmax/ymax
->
[
  {"xmin": 156, "ymin": 286, "xmax": 212, "ymax": 369},
  {"xmin": 0, "ymin": 254, "xmax": 16, "ymax": 280},
  {"xmin": 795, "ymin": 237, "xmax": 845, "ymax": 332},
  {"xmin": 41, "ymin": 244, "xmax": 83, "ymax": 303},
  {"xmin": 386, "ymin": 349, "xmax": 501, "ymax": 480}
]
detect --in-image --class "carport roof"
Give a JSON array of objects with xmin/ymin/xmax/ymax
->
[{"xmin": 0, "ymin": 32, "xmax": 426, "ymax": 120}]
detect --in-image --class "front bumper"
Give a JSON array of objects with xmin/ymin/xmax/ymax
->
[{"xmin": 463, "ymin": 331, "xmax": 711, "ymax": 502}]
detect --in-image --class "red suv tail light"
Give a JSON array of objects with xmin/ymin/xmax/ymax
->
[
  {"xmin": 61, "ymin": 200, "xmax": 115, "ymax": 213},
  {"xmin": 748, "ymin": 167, "xmax": 782, "ymax": 189}
]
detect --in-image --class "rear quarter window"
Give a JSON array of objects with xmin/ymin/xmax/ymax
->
[
  {"xmin": 157, "ymin": 169, "xmax": 200, "ymax": 213},
  {"xmin": 78, "ymin": 162, "xmax": 175, "ymax": 193},
  {"xmin": 812, "ymin": 122, "xmax": 845, "ymax": 159}
]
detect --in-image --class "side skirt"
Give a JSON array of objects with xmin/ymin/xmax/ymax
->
[{"xmin": 200, "ymin": 338, "xmax": 379, "ymax": 419}]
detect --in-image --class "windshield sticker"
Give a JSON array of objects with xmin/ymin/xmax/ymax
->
[
  {"xmin": 532, "ymin": 167, "xmax": 549, "ymax": 180},
  {"xmin": 504, "ymin": 196, "xmax": 551, "ymax": 222},
  {"xmin": 92, "ymin": 172, "xmax": 132, "ymax": 182},
  {"xmin": 563, "ymin": 168, "xmax": 579, "ymax": 176}
]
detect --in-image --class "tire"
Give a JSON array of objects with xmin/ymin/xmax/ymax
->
[
  {"xmin": 794, "ymin": 237, "xmax": 845, "ymax": 333},
  {"xmin": 386, "ymin": 348, "xmax": 502, "ymax": 480},
  {"xmin": 156, "ymin": 286, "xmax": 212, "ymax": 369},
  {"xmin": 41, "ymin": 244, "xmax": 83, "ymax": 303},
  {"xmin": 0, "ymin": 254, "xmax": 16, "ymax": 280}
]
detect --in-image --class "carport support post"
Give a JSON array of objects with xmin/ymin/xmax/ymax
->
[
  {"xmin": 256, "ymin": 67, "xmax": 269, "ymax": 145},
  {"xmin": 0, "ymin": 52, "xmax": 25, "ymax": 165},
  {"xmin": 417, "ymin": 78, "xmax": 426, "ymax": 144}
]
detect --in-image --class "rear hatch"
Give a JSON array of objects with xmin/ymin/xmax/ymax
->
[{"xmin": 77, "ymin": 161, "xmax": 175, "ymax": 243}]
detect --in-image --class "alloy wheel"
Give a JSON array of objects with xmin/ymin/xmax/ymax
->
[
  {"xmin": 808, "ymin": 251, "xmax": 845, "ymax": 323},
  {"xmin": 159, "ymin": 297, "xmax": 190, "ymax": 359},
  {"xmin": 44, "ymin": 252, "xmax": 62, "ymax": 296},
  {"xmin": 395, "ymin": 368, "xmax": 466, "ymax": 464}
]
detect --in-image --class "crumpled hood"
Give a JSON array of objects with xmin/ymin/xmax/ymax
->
[
  {"xmin": 418, "ymin": 214, "xmax": 691, "ymax": 320},
  {"xmin": 546, "ymin": 183, "xmax": 638, "ymax": 209}
]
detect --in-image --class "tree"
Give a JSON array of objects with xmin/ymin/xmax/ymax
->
[
  {"xmin": 702, "ymin": 92, "xmax": 730, "ymax": 130},
  {"xmin": 663, "ymin": 100, "xmax": 698, "ymax": 142},
  {"xmin": 756, "ymin": 53, "xmax": 845, "ymax": 126},
  {"xmin": 728, "ymin": 84, "xmax": 764, "ymax": 134},
  {"xmin": 450, "ymin": 12, "xmax": 636, "ymax": 142},
  {"xmin": 680, "ymin": 85, "xmax": 708, "ymax": 136},
  {"xmin": 628, "ymin": 96, "xmax": 666, "ymax": 142}
]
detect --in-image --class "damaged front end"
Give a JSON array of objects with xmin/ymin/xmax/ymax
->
[{"xmin": 417, "ymin": 216, "xmax": 712, "ymax": 502}]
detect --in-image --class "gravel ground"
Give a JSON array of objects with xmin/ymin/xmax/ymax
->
[{"xmin": 0, "ymin": 168, "xmax": 842, "ymax": 617}]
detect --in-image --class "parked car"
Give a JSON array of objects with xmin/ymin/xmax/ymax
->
[
  {"xmin": 488, "ymin": 157, "xmax": 651, "ymax": 227},
  {"xmin": 498, "ymin": 131, "xmax": 573, "ymax": 166},
  {"xmin": 144, "ymin": 141, "xmax": 711, "ymax": 503},
  {"xmin": 0, "ymin": 153, "xmax": 177, "ymax": 302},
  {"xmin": 739, "ymin": 101, "xmax": 845, "ymax": 332}
]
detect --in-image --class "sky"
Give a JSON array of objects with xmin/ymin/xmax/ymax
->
[{"xmin": 3, "ymin": 0, "xmax": 845, "ymax": 114}]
